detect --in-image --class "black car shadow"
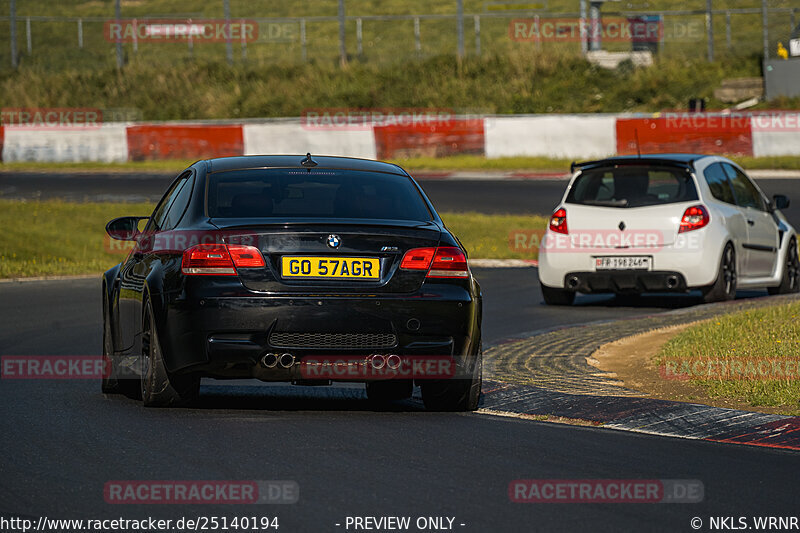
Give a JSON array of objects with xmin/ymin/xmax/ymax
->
[{"xmin": 568, "ymin": 289, "xmax": 769, "ymax": 309}]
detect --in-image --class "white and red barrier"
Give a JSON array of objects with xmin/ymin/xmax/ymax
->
[{"xmin": 1, "ymin": 112, "xmax": 798, "ymax": 163}]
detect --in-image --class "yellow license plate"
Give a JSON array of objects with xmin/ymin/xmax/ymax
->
[{"xmin": 281, "ymin": 256, "xmax": 380, "ymax": 279}]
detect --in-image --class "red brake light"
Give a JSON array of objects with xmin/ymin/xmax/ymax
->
[
  {"xmin": 678, "ymin": 205, "xmax": 710, "ymax": 233},
  {"xmin": 549, "ymin": 208, "xmax": 568, "ymax": 234},
  {"xmin": 182, "ymin": 244, "xmax": 264, "ymax": 275},
  {"xmin": 227, "ymin": 244, "xmax": 266, "ymax": 268},
  {"xmin": 400, "ymin": 247, "xmax": 435, "ymax": 270},
  {"xmin": 400, "ymin": 246, "xmax": 469, "ymax": 278}
]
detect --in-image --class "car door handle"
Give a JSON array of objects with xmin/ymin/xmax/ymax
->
[{"xmin": 747, "ymin": 219, "xmax": 755, "ymax": 226}]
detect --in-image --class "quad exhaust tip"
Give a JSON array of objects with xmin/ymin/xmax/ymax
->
[
  {"xmin": 261, "ymin": 353, "xmax": 278, "ymax": 368},
  {"xmin": 666, "ymin": 275, "xmax": 679, "ymax": 288},
  {"xmin": 279, "ymin": 353, "xmax": 296, "ymax": 368},
  {"xmin": 370, "ymin": 354, "xmax": 386, "ymax": 370},
  {"xmin": 262, "ymin": 352, "xmax": 295, "ymax": 369},
  {"xmin": 386, "ymin": 354, "xmax": 402, "ymax": 370},
  {"xmin": 567, "ymin": 276, "xmax": 580, "ymax": 288}
]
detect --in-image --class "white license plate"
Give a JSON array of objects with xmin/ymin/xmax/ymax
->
[{"xmin": 594, "ymin": 256, "xmax": 652, "ymax": 270}]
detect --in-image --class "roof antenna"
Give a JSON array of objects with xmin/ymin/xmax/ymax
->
[
  {"xmin": 301, "ymin": 153, "xmax": 318, "ymax": 168},
  {"xmin": 634, "ymin": 128, "xmax": 641, "ymax": 158}
]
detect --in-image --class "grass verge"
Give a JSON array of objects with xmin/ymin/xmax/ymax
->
[
  {"xmin": 3, "ymin": 154, "xmax": 800, "ymax": 174},
  {"xmin": 0, "ymin": 200, "xmax": 547, "ymax": 278},
  {"xmin": 0, "ymin": 200, "xmax": 153, "ymax": 278},
  {"xmin": 656, "ymin": 301, "xmax": 800, "ymax": 413}
]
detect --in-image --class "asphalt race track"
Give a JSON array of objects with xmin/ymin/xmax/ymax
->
[
  {"xmin": 2, "ymin": 173, "xmax": 800, "ymax": 531},
  {"xmin": 2, "ymin": 172, "xmax": 799, "ymax": 227}
]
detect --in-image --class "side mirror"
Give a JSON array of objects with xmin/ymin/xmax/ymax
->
[
  {"xmin": 772, "ymin": 194, "xmax": 790, "ymax": 210},
  {"xmin": 106, "ymin": 216, "xmax": 148, "ymax": 241}
]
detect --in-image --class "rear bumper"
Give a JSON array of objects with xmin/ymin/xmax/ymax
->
[
  {"xmin": 158, "ymin": 282, "xmax": 481, "ymax": 379},
  {"xmin": 560, "ymin": 270, "xmax": 688, "ymax": 294},
  {"xmin": 538, "ymin": 234, "xmax": 724, "ymax": 289}
]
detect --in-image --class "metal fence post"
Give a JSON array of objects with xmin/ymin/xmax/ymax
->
[
  {"xmin": 761, "ymin": 0, "xmax": 769, "ymax": 59},
  {"xmin": 9, "ymin": 0, "xmax": 17, "ymax": 67},
  {"xmin": 25, "ymin": 16, "xmax": 31, "ymax": 55},
  {"xmin": 78, "ymin": 18, "xmax": 83, "ymax": 49},
  {"xmin": 414, "ymin": 17, "xmax": 421, "ymax": 56},
  {"xmin": 589, "ymin": 1, "xmax": 601, "ymax": 51},
  {"xmin": 338, "ymin": 0, "xmax": 347, "ymax": 66},
  {"xmin": 223, "ymin": 0, "xmax": 233, "ymax": 64},
  {"xmin": 240, "ymin": 18, "xmax": 246, "ymax": 61},
  {"xmin": 457, "ymin": 0, "xmax": 465, "ymax": 58},
  {"xmin": 725, "ymin": 11, "xmax": 731, "ymax": 49},
  {"xmin": 300, "ymin": 19, "xmax": 307, "ymax": 62},
  {"xmin": 356, "ymin": 17, "xmax": 362, "ymax": 56},
  {"xmin": 705, "ymin": 0, "xmax": 714, "ymax": 61},
  {"xmin": 579, "ymin": 0, "xmax": 587, "ymax": 55},
  {"xmin": 474, "ymin": 15, "xmax": 480, "ymax": 56},
  {"xmin": 132, "ymin": 19, "xmax": 137, "ymax": 53},
  {"xmin": 188, "ymin": 19, "xmax": 194, "ymax": 59},
  {"xmin": 115, "ymin": 0, "xmax": 123, "ymax": 68}
]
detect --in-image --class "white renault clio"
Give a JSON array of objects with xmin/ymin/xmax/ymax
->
[{"xmin": 538, "ymin": 154, "xmax": 799, "ymax": 305}]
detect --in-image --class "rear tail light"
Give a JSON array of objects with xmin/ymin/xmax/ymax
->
[
  {"xmin": 181, "ymin": 244, "xmax": 265, "ymax": 275},
  {"xmin": 678, "ymin": 205, "xmax": 710, "ymax": 233},
  {"xmin": 399, "ymin": 248, "xmax": 435, "ymax": 270},
  {"xmin": 549, "ymin": 208, "xmax": 568, "ymax": 234},
  {"xmin": 400, "ymin": 246, "xmax": 469, "ymax": 278}
]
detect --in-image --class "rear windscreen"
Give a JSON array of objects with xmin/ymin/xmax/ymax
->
[
  {"xmin": 206, "ymin": 169, "xmax": 432, "ymax": 221},
  {"xmin": 566, "ymin": 165, "xmax": 698, "ymax": 208}
]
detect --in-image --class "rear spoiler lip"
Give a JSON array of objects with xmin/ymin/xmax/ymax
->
[{"xmin": 570, "ymin": 158, "xmax": 697, "ymax": 174}]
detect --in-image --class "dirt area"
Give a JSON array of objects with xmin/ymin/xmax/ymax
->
[{"xmin": 588, "ymin": 323, "xmax": 791, "ymax": 415}]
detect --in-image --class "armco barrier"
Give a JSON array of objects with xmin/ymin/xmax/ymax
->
[
  {"xmin": 127, "ymin": 124, "xmax": 243, "ymax": 161},
  {"xmin": 243, "ymin": 123, "xmax": 377, "ymax": 159},
  {"xmin": 1, "ymin": 113, "xmax": 798, "ymax": 163},
  {"xmin": 484, "ymin": 115, "xmax": 618, "ymax": 159},
  {"xmin": 1, "ymin": 124, "xmax": 129, "ymax": 163},
  {"xmin": 616, "ymin": 116, "xmax": 753, "ymax": 156},
  {"xmin": 751, "ymin": 112, "xmax": 800, "ymax": 157},
  {"xmin": 373, "ymin": 118, "xmax": 485, "ymax": 159}
]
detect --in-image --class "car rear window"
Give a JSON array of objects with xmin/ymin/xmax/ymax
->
[
  {"xmin": 206, "ymin": 169, "xmax": 432, "ymax": 221},
  {"xmin": 566, "ymin": 165, "xmax": 698, "ymax": 208}
]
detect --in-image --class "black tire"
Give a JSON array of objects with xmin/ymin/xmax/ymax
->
[
  {"xmin": 365, "ymin": 380, "xmax": 413, "ymax": 403},
  {"xmin": 768, "ymin": 237, "xmax": 800, "ymax": 295},
  {"xmin": 140, "ymin": 301, "xmax": 200, "ymax": 407},
  {"xmin": 702, "ymin": 243, "xmax": 737, "ymax": 303},
  {"xmin": 421, "ymin": 349, "xmax": 482, "ymax": 412},
  {"xmin": 540, "ymin": 283, "xmax": 575, "ymax": 306}
]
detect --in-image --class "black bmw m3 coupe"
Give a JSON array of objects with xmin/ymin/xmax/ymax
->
[{"xmin": 102, "ymin": 154, "xmax": 482, "ymax": 410}]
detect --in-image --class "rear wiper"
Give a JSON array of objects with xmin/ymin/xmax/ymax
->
[{"xmin": 583, "ymin": 199, "xmax": 629, "ymax": 207}]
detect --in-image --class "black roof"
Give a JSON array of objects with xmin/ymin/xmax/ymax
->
[
  {"xmin": 572, "ymin": 153, "xmax": 712, "ymax": 173},
  {"xmin": 201, "ymin": 155, "xmax": 409, "ymax": 176}
]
